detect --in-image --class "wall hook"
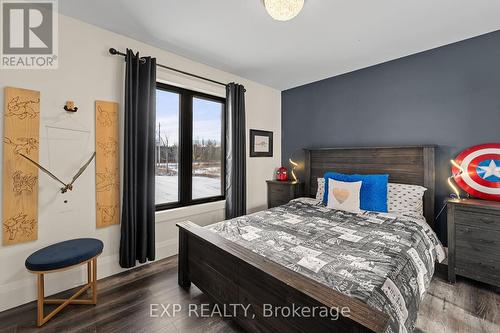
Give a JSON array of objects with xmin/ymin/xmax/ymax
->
[{"xmin": 64, "ymin": 101, "xmax": 78, "ymax": 112}]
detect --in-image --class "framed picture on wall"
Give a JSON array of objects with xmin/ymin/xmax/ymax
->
[{"xmin": 250, "ymin": 129, "xmax": 273, "ymax": 157}]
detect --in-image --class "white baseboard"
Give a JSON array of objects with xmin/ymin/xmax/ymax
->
[
  {"xmin": 0, "ymin": 238, "xmax": 178, "ymax": 313},
  {"xmin": 0, "ymin": 201, "xmax": 224, "ymax": 313}
]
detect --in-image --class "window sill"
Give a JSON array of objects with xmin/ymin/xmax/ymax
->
[{"xmin": 155, "ymin": 200, "xmax": 225, "ymax": 223}]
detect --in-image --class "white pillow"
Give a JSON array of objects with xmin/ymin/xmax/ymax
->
[
  {"xmin": 316, "ymin": 178, "xmax": 325, "ymax": 200},
  {"xmin": 327, "ymin": 179, "xmax": 362, "ymax": 213},
  {"xmin": 388, "ymin": 183, "xmax": 427, "ymax": 215}
]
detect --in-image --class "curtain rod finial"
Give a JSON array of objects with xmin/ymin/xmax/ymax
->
[{"xmin": 109, "ymin": 48, "xmax": 118, "ymax": 55}]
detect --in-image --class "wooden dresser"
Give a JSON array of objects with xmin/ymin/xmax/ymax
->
[
  {"xmin": 266, "ymin": 180, "xmax": 303, "ymax": 208},
  {"xmin": 447, "ymin": 199, "xmax": 500, "ymax": 287}
]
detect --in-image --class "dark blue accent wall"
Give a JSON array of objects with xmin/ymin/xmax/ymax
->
[{"xmin": 282, "ymin": 30, "xmax": 500, "ymax": 243}]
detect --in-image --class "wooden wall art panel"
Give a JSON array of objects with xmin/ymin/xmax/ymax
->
[
  {"xmin": 95, "ymin": 101, "xmax": 119, "ymax": 228},
  {"xmin": 2, "ymin": 87, "xmax": 40, "ymax": 245}
]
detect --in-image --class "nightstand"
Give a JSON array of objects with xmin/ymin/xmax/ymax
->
[
  {"xmin": 266, "ymin": 180, "xmax": 303, "ymax": 209},
  {"xmin": 447, "ymin": 199, "xmax": 500, "ymax": 287}
]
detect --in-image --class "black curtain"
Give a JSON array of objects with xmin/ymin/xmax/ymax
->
[
  {"xmin": 225, "ymin": 83, "xmax": 246, "ymax": 219},
  {"xmin": 119, "ymin": 49, "xmax": 156, "ymax": 268}
]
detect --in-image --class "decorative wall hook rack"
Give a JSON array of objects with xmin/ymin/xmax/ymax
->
[{"xmin": 64, "ymin": 101, "xmax": 78, "ymax": 112}]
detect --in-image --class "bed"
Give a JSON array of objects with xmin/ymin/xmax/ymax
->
[{"xmin": 177, "ymin": 146, "xmax": 444, "ymax": 333}]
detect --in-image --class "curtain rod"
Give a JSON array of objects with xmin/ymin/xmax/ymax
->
[{"xmin": 109, "ymin": 48, "xmax": 228, "ymax": 88}]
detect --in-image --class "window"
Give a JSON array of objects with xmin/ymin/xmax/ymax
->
[
  {"xmin": 155, "ymin": 89, "xmax": 180, "ymax": 205},
  {"xmin": 192, "ymin": 97, "xmax": 224, "ymax": 200},
  {"xmin": 155, "ymin": 83, "xmax": 225, "ymax": 210}
]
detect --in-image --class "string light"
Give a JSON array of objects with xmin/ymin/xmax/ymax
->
[
  {"xmin": 289, "ymin": 158, "xmax": 298, "ymax": 182},
  {"xmin": 448, "ymin": 159, "xmax": 464, "ymax": 199}
]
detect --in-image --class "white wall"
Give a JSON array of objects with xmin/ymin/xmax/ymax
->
[{"xmin": 0, "ymin": 14, "xmax": 281, "ymax": 312}]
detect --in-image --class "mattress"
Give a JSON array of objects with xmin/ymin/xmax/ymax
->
[{"xmin": 207, "ymin": 197, "xmax": 446, "ymax": 333}]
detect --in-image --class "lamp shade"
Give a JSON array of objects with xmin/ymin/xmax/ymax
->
[{"xmin": 264, "ymin": 0, "xmax": 304, "ymax": 21}]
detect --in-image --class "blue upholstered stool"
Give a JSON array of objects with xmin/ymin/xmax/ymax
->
[{"xmin": 25, "ymin": 238, "xmax": 103, "ymax": 326}]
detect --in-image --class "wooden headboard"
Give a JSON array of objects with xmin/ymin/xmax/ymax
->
[{"xmin": 304, "ymin": 146, "xmax": 436, "ymax": 228}]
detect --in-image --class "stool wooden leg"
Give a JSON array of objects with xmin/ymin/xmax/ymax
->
[
  {"xmin": 87, "ymin": 260, "xmax": 92, "ymax": 284},
  {"xmin": 32, "ymin": 255, "xmax": 99, "ymax": 326},
  {"xmin": 92, "ymin": 257, "xmax": 97, "ymax": 304},
  {"xmin": 87, "ymin": 260, "xmax": 93, "ymax": 304},
  {"xmin": 37, "ymin": 273, "xmax": 44, "ymax": 327}
]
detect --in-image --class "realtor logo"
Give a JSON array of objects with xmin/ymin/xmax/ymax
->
[{"xmin": 1, "ymin": 0, "xmax": 58, "ymax": 69}]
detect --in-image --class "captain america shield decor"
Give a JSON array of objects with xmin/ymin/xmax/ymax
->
[{"xmin": 452, "ymin": 143, "xmax": 500, "ymax": 201}]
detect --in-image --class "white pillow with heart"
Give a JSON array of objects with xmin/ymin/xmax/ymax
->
[{"xmin": 327, "ymin": 179, "xmax": 362, "ymax": 213}]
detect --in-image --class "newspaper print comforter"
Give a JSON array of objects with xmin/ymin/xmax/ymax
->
[{"xmin": 207, "ymin": 197, "xmax": 446, "ymax": 333}]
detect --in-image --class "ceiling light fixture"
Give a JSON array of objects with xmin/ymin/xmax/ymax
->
[{"xmin": 264, "ymin": 0, "xmax": 304, "ymax": 21}]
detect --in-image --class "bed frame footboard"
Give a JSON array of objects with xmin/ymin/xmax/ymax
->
[{"xmin": 177, "ymin": 221, "xmax": 389, "ymax": 333}]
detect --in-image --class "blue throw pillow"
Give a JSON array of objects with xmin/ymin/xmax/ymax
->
[{"xmin": 323, "ymin": 172, "xmax": 389, "ymax": 213}]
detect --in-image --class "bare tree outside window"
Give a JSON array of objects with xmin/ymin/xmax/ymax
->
[
  {"xmin": 192, "ymin": 97, "xmax": 223, "ymax": 199},
  {"xmin": 155, "ymin": 89, "xmax": 179, "ymax": 205},
  {"xmin": 155, "ymin": 84, "xmax": 225, "ymax": 210}
]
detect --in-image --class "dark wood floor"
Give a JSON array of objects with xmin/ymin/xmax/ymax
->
[{"xmin": 0, "ymin": 256, "xmax": 498, "ymax": 333}]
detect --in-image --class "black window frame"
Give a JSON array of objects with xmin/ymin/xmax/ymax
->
[{"xmin": 155, "ymin": 82, "xmax": 226, "ymax": 211}]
